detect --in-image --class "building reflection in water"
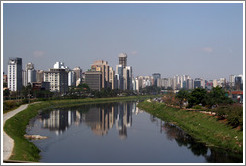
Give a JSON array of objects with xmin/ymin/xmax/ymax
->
[{"xmin": 39, "ymin": 102, "xmax": 139, "ymax": 139}]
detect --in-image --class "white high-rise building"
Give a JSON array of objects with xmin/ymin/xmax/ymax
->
[
  {"xmin": 26, "ymin": 63, "xmax": 36, "ymax": 85},
  {"xmin": 135, "ymin": 78, "xmax": 139, "ymax": 92},
  {"xmin": 68, "ymin": 70, "xmax": 76, "ymax": 86},
  {"xmin": 213, "ymin": 79, "xmax": 218, "ymax": 87},
  {"xmin": 109, "ymin": 67, "xmax": 116, "ymax": 89},
  {"xmin": 8, "ymin": 57, "xmax": 22, "ymax": 91},
  {"xmin": 229, "ymin": 75, "xmax": 236, "ymax": 87},
  {"xmin": 22, "ymin": 63, "xmax": 36, "ymax": 86},
  {"xmin": 73, "ymin": 67, "xmax": 82, "ymax": 85},
  {"xmin": 44, "ymin": 62, "xmax": 68, "ymax": 93}
]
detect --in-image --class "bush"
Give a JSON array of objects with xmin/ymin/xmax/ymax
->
[
  {"xmin": 216, "ymin": 104, "xmax": 243, "ymax": 129},
  {"xmin": 227, "ymin": 105, "xmax": 243, "ymax": 129},
  {"xmin": 193, "ymin": 105, "xmax": 202, "ymax": 110}
]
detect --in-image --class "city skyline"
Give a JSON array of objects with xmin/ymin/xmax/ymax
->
[{"xmin": 2, "ymin": 2, "xmax": 244, "ymax": 80}]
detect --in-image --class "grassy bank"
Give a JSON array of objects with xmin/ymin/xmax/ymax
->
[
  {"xmin": 4, "ymin": 95, "xmax": 153, "ymax": 162},
  {"xmin": 137, "ymin": 101, "xmax": 243, "ymax": 153}
]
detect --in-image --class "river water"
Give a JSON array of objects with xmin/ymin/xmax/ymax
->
[{"xmin": 26, "ymin": 101, "xmax": 243, "ymax": 163}]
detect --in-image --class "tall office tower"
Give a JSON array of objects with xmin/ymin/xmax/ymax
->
[
  {"xmin": 132, "ymin": 78, "xmax": 136, "ymax": 91},
  {"xmin": 68, "ymin": 70, "xmax": 76, "ymax": 86},
  {"xmin": 73, "ymin": 67, "xmax": 82, "ymax": 84},
  {"xmin": 172, "ymin": 76, "xmax": 177, "ymax": 90},
  {"xmin": 22, "ymin": 70, "xmax": 27, "ymax": 86},
  {"xmin": 161, "ymin": 78, "xmax": 168, "ymax": 89},
  {"xmin": 8, "ymin": 57, "xmax": 22, "ymax": 91},
  {"xmin": 135, "ymin": 78, "xmax": 139, "ymax": 92},
  {"xmin": 173, "ymin": 75, "xmax": 183, "ymax": 89},
  {"xmin": 229, "ymin": 75, "xmax": 236, "ymax": 88},
  {"xmin": 116, "ymin": 64, "xmax": 124, "ymax": 89},
  {"xmin": 182, "ymin": 75, "xmax": 190, "ymax": 89},
  {"xmin": 109, "ymin": 67, "xmax": 115, "ymax": 89},
  {"xmin": 194, "ymin": 78, "xmax": 205, "ymax": 88},
  {"xmin": 235, "ymin": 75, "xmax": 243, "ymax": 90},
  {"xmin": 85, "ymin": 71, "xmax": 102, "ymax": 91},
  {"xmin": 91, "ymin": 60, "xmax": 109, "ymax": 89},
  {"xmin": 186, "ymin": 79, "xmax": 194, "ymax": 90},
  {"xmin": 119, "ymin": 53, "xmax": 127, "ymax": 67},
  {"xmin": 137, "ymin": 76, "xmax": 143, "ymax": 89},
  {"xmin": 194, "ymin": 78, "xmax": 200, "ymax": 88},
  {"xmin": 123, "ymin": 68, "xmax": 129, "ymax": 90},
  {"xmin": 26, "ymin": 63, "xmax": 36, "ymax": 85},
  {"xmin": 152, "ymin": 73, "xmax": 161, "ymax": 87},
  {"xmin": 125, "ymin": 66, "xmax": 133, "ymax": 90},
  {"xmin": 167, "ymin": 78, "xmax": 173, "ymax": 89},
  {"xmin": 36, "ymin": 70, "xmax": 44, "ymax": 82},
  {"xmin": 213, "ymin": 79, "xmax": 218, "ymax": 87}
]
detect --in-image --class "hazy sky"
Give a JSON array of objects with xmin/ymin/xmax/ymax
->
[{"xmin": 3, "ymin": 3, "xmax": 243, "ymax": 80}]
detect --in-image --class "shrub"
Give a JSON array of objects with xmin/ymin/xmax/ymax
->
[
  {"xmin": 193, "ymin": 105, "xmax": 202, "ymax": 110},
  {"xmin": 215, "ymin": 104, "xmax": 243, "ymax": 129}
]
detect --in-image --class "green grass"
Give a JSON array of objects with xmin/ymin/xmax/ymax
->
[
  {"xmin": 137, "ymin": 101, "xmax": 243, "ymax": 153},
  {"xmin": 3, "ymin": 95, "xmax": 154, "ymax": 162}
]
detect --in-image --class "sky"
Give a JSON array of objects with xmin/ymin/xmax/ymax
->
[{"xmin": 2, "ymin": 2, "xmax": 244, "ymax": 80}]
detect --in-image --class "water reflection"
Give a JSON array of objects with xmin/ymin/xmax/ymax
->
[
  {"xmin": 39, "ymin": 102, "xmax": 140, "ymax": 138},
  {"xmin": 30, "ymin": 101, "xmax": 242, "ymax": 163},
  {"xmin": 152, "ymin": 116, "xmax": 242, "ymax": 163}
]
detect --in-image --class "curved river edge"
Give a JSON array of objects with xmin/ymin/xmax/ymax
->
[
  {"xmin": 3, "ymin": 96, "xmax": 156, "ymax": 162},
  {"xmin": 137, "ymin": 101, "xmax": 243, "ymax": 154}
]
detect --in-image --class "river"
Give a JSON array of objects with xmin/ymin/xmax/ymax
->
[{"xmin": 26, "ymin": 100, "xmax": 243, "ymax": 163}]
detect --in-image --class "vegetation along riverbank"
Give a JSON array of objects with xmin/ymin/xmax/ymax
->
[
  {"xmin": 137, "ymin": 101, "xmax": 243, "ymax": 153},
  {"xmin": 4, "ymin": 95, "xmax": 154, "ymax": 162}
]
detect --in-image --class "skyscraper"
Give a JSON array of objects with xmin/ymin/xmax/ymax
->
[
  {"xmin": 116, "ymin": 53, "xmax": 133, "ymax": 90},
  {"xmin": 91, "ymin": 60, "xmax": 109, "ymax": 88},
  {"xmin": 8, "ymin": 57, "xmax": 22, "ymax": 91},
  {"xmin": 152, "ymin": 73, "xmax": 161, "ymax": 87},
  {"xmin": 116, "ymin": 64, "xmax": 124, "ymax": 89},
  {"xmin": 109, "ymin": 67, "xmax": 116, "ymax": 89},
  {"xmin": 235, "ymin": 75, "xmax": 243, "ymax": 90},
  {"xmin": 119, "ymin": 53, "xmax": 127, "ymax": 67},
  {"xmin": 68, "ymin": 70, "xmax": 76, "ymax": 86},
  {"xmin": 44, "ymin": 62, "xmax": 68, "ymax": 93},
  {"xmin": 36, "ymin": 70, "xmax": 44, "ymax": 82},
  {"xmin": 73, "ymin": 67, "xmax": 82, "ymax": 84},
  {"xmin": 187, "ymin": 79, "xmax": 194, "ymax": 90},
  {"xmin": 85, "ymin": 71, "xmax": 102, "ymax": 91},
  {"xmin": 26, "ymin": 63, "xmax": 36, "ymax": 85},
  {"xmin": 229, "ymin": 75, "xmax": 236, "ymax": 87}
]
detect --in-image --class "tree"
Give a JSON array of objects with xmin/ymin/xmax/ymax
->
[
  {"xmin": 3, "ymin": 82, "xmax": 7, "ymax": 88},
  {"xmin": 205, "ymin": 86, "xmax": 233, "ymax": 108},
  {"xmin": 3, "ymin": 88, "xmax": 10, "ymax": 99},
  {"xmin": 188, "ymin": 88, "xmax": 207, "ymax": 108},
  {"xmin": 175, "ymin": 89, "xmax": 189, "ymax": 108},
  {"xmin": 77, "ymin": 83, "xmax": 90, "ymax": 92},
  {"xmin": 21, "ymin": 84, "xmax": 32, "ymax": 99}
]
